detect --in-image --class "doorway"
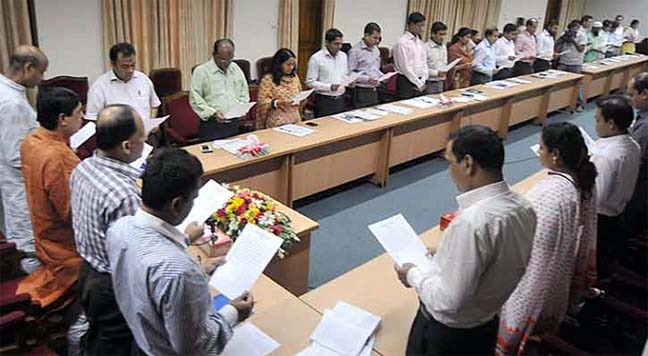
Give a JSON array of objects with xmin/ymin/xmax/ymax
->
[{"xmin": 297, "ymin": 0, "xmax": 323, "ymax": 81}]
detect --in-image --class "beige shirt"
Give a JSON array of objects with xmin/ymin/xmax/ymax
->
[{"xmin": 425, "ymin": 40, "xmax": 448, "ymax": 81}]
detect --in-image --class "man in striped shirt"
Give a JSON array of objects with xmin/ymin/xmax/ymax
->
[
  {"xmin": 107, "ymin": 147, "xmax": 254, "ymax": 355},
  {"xmin": 70, "ymin": 104, "xmax": 146, "ymax": 355}
]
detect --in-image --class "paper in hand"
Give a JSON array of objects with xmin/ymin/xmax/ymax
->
[
  {"xmin": 70, "ymin": 122, "xmax": 96, "ymax": 149},
  {"xmin": 209, "ymin": 223, "xmax": 283, "ymax": 299},
  {"xmin": 378, "ymin": 71, "xmax": 398, "ymax": 82},
  {"xmin": 340, "ymin": 72, "xmax": 361, "ymax": 87},
  {"xmin": 368, "ymin": 214, "xmax": 433, "ymax": 272},
  {"xmin": 144, "ymin": 115, "xmax": 169, "ymax": 134},
  {"xmin": 530, "ymin": 144, "xmax": 540, "ymax": 156},
  {"xmin": 292, "ymin": 89, "xmax": 315, "ymax": 105},
  {"xmin": 224, "ymin": 102, "xmax": 256, "ymax": 120},
  {"xmin": 440, "ymin": 58, "xmax": 462, "ymax": 72},
  {"xmin": 129, "ymin": 143, "xmax": 154, "ymax": 171},
  {"xmin": 176, "ymin": 180, "xmax": 234, "ymax": 233}
]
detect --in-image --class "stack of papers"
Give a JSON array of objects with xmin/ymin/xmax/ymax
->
[
  {"xmin": 485, "ymin": 80, "xmax": 519, "ymax": 90},
  {"xmin": 378, "ymin": 104, "xmax": 413, "ymax": 115},
  {"xmin": 144, "ymin": 115, "xmax": 169, "ymax": 134},
  {"xmin": 70, "ymin": 122, "xmax": 96, "ymax": 149},
  {"xmin": 297, "ymin": 302, "xmax": 380, "ymax": 356},
  {"xmin": 368, "ymin": 214, "xmax": 434, "ymax": 272},
  {"xmin": 532, "ymin": 69, "xmax": 567, "ymax": 79},
  {"xmin": 177, "ymin": 180, "xmax": 234, "ymax": 233},
  {"xmin": 210, "ymin": 223, "xmax": 283, "ymax": 299},
  {"xmin": 273, "ymin": 124, "xmax": 315, "ymax": 137},
  {"xmin": 221, "ymin": 322, "xmax": 280, "ymax": 356},
  {"xmin": 129, "ymin": 143, "xmax": 154, "ymax": 171},
  {"xmin": 224, "ymin": 102, "xmax": 256, "ymax": 120}
]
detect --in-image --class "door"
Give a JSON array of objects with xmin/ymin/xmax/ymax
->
[{"xmin": 297, "ymin": 0, "xmax": 323, "ymax": 82}]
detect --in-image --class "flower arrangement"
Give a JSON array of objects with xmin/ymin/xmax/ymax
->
[{"xmin": 207, "ymin": 186, "xmax": 299, "ymax": 258}]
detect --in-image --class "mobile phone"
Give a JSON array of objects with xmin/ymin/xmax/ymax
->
[
  {"xmin": 305, "ymin": 122, "xmax": 318, "ymax": 127},
  {"xmin": 200, "ymin": 144, "xmax": 213, "ymax": 153}
]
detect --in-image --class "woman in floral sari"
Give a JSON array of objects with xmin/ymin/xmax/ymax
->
[
  {"xmin": 496, "ymin": 122, "xmax": 598, "ymax": 355},
  {"xmin": 256, "ymin": 48, "xmax": 302, "ymax": 129}
]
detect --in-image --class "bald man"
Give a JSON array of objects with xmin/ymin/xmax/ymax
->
[
  {"xmin": 0, "ymin": 45, "xmax": 48, "ymax": 273},
  {"xmin": 70, "ymin": 104, "xmax": 146, "ymax": 355}
]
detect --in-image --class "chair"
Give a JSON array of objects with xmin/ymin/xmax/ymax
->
[
  {"xmin": 149, "ymin": 67, "xmax": 182, "ymax": 99},
  {"xmin": 341, "ymin": 42, "xmax": 352, "ymax": 54},
  {"xmin": 233, "ymin": 59, "xmax": 253, "ymax": 84},
  {"xmin": 162, "ymin": 91, "xmax": 200, "ymax": 146},
  {"xmin": 39, "ymin": 76, "xmax": 89, "ymax": 105},
  {"xmin": 378, "ymin": 47, "xmax": 391, "ymax": 66},
  {"xmin": 256, "ymin": 56, "xmax": 273, "ymax": 80}
]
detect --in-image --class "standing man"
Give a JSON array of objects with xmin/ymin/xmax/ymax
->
[
  {"xmin": 585, "ymin": 22, "xmax": 608, "ymax": 63},
  {"xmin": 306, "ymin": 28, "xmax": 349, "ymax": 117},
  {"xmin": 471, "ymin": 27, "xmax": 500, "ymax": 85},
  {"xmin": 535, "ymin": 20, "xmax": 559, "ymax": 72},
  {"xmin": 86, "ymin": 43, "xmax": 161, "ymax": 131},
  {"xmin": 494, "ymin": 23, "xmax": 519, "ymax": 80},
  {"xmin": 190, "ymin": 39, "xmax": 250, "ymax": 140},
  {"xmin": 107, "ymin": 147, "xmax": 255, "ymax": 355},
  {"xmin": 626, "ymin": 73, "xmax": 648, "ymax": 237},
  {"xmin": 607, "ymin": 19, "xmax": 625, "ymax": 57},
  {"xmin": 396, "ymin": 125, "xmax": 536, "ymax": 355},
  {"xmin": 393, "ymin": 12, "xmax": 429, "ymax": 99},
  {"xmin": 0, "ymin": 45, "xmax": 48, "ymax": 273},
  {"xmin": 71, "ymin": 105, "xmax": 147, "ymax": 355},
  {"xmin": 556, "ymin": 20, "xmax": 586, "ymax": 111},
  {"xmin": 514, "ymin": 18, "xmax": 538, "ymax": 76},
  {"xmin": 579, "ymin": 15, "xmax": 594, "ymax": 44},
  {"xmin": 348, "ymin": 23, "xmax": 383, "ymax": 109},
  {"xmin": 425, "ymin": 22, "xmax": 449, "ymax": 94}
]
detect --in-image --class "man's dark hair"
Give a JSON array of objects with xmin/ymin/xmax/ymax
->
[
  {"xmin": 430, "ymin": 21, "xmax": 448, "ymax": 34},
  {"xmin": 503, "ymin": 23, "xmax": 517, "ymax": 34},
  {"xmin": 595, "ymin": 94, "xmax": 635, "ymax": 130},
  {"xmin": 568, "ymin": 20, "xmax": 581, "ymax": 30},
  {"xmin": 364, "ymin": 22, "xmax": 381, "ymax": 35},
  {"xmin": 448, "ymin": 125, "xmax": 504, "ymax": 171},
  {"xmin": 631, "ymin": 19, "xmax": 640, "ymax": 27},
  {"xmin": 407, "ymin": 12, "xmax": 426, "ymax": 25},
  {"xmin": 603, "ymin": 19, "xmax": 612, "ymax": 28},
  {"xmin": 632, "ymin": 72, "xmax": 648, "ymax": 93},
  {"xmin": 36, "ymin": 87, "xmax": 80, "ymax": 130},
  {"xmin": 544, "ymin": 20, "xmax": 559, "ymax": 30},
  {"xmin": 484, "ymin": 27, "xmax": 499, "ymax": 37},
  {"xmin": 516, "ymin": 17, "xmax": 525, "ymax": 26},
  {"xmin": 213, "ymin": 38, "xmax": 235, "ymax": 54},
  {"xmin": 141, "ymin": 147, "xmax": 204, "ymax": 210},
  {"xmin": 96, "ymin": 105, "xmax": 138, "ymax": 150},
  {"xmin": 581, "ymin": 15, "xmax": 593, "ymax": 24},
  {"xmin": 325, "ymin": 28, "xmax": 343, "ymax": 42},
  {"xmin": 109, "ymin": 43, "xmax": 136, "ymax": 62}
]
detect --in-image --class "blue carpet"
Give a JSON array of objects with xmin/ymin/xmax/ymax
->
[{"xmin": 298, "ymin": 102, "xmax": 600, "ymax": 289}]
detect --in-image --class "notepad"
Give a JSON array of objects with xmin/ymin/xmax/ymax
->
[
  {"xmin": 129, "ymin": 143, "xmax": 154, "ymax": 171},
  {"xmin": 70, "ymin": 122, "xmax": 96, "ymax": 149},
  {"xmin": 378, "ymin": 71, "xmax": 398, "ymax": 82},
  {"xmin": 221, "ymin": 322, "xmax": 280, "ymax": 356},
  {"xmin": 224, "ymin": 102, "xmax": 256, "ymax": 120},
  {"xmin": 209, "ymin": 223, "xmax": 283, "ymax": 299},
  {"xmin": 144, "ymin": 115, "xmax": 169, "ymax": 134},
  {"xmin": 369, "ymin": 214, "xmax": 434, "ymax": 272},
  {"xmin": 176, "ymin": 180, "xmax": 234, "ymax": 233},
  {"xmin": 378, "ymin": 104, "xmax": 413, "ymax": 115},
  {"xmin": 292, "ymin": 89, "xmax": 315, "ymax": 105},
  {"xmin": 273, "ymin": 124, "xmax": 315, "ymax": 137}
]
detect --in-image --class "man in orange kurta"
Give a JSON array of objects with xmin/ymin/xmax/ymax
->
[{"xmin": 17, "ymin": 87, "xmax": 84, "ymax": 308}]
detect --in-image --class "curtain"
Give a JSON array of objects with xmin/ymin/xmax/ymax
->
[
  {"xmin": 322, "ymin": 0, "xmax": 335, "ymax": 38},
  {"xmin": 558, "ymin": 0, "xmax": 586, "ymax": 32},
  {"xmin": 277, "ymin": 0, "xmax": 299, "ymax": 54},
  {"xmin": 0, "ymin": 0, "xmax": 33, "ymax": 72},
  {"xmin": 407, "ymin": 0, "xmax": 501, "ymax": 41},
  {"xmin": 103, "ymin": 0, "xmax": 232, "ymax": 89}
]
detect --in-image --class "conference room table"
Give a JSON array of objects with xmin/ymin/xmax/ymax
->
[
  {"xmin": 299, "ymin": 170, "xmax": 547, "ymax": 356},
  {"xmin": 188, "ymin": 71, "xmax": 583, "ymax": 207},
  {"xmin": 582, "ymin": 54, "xmax": 648, "ymax": 107}
]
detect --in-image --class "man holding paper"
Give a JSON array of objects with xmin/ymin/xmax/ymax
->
[
  {"xmin": 191, "ymin": 39, "xmax": 251, "ymax": 140},
  {"xmin": 348, "ymin": 23, "xmax": 384, "ymax": 109},
  {"xmin": 394, "ymin": 125, "xmax": 536, "ymax": 355},
  {"xmin": 107, "ymin": 148, "xmax": 254, "ymax": 355},
  {"xmin": 494, "ymin": 23, "xmax": 519, "ymax": 80},
  {"xmin": 471, "ymin": 27, "xmax": 500, "ymax": 85},
  {"xmin": 306, "ymin": 28, "xmax": 350, "ymax": 118},
  {"xmin": 393, "ymin": 12, "xmax": 429, "ymax": 99},
  {"xmin": 425, "ymin": 22, "xmax": 449, "ymax": 94}
]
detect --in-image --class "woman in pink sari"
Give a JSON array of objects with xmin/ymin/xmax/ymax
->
[{"xmin": 496, "ymin": 122, "xmax": 598, "ymax": 355}]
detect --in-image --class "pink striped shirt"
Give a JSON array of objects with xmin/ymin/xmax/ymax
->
[{"xmin": 515, "ymin": 30, "xmax": 537, "ymax": 63}]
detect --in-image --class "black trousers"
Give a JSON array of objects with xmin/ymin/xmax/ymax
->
[
  {"xmin": 314, "ymin": 93, "xmax": 345, "ymax": 118},
  {"xmin": 406, "ymin": 307, "xmax": 498, "ymax": 355},
  {"xmin": 533, "ymin": 58, "xmax": 552, "ymax": 73},
  {"xmin": 79, "ymin": 261, "xmax": 142, "ymax": 356},
  {"xmin": 198, "ymin": 119, "xmax": 240, "ymax": 141},
  {"xmin": 352, "ymin": 87, "xmax": 378, "ymax": 109},
  {"xmin": 513, "ymin": 61, "xmax": 534, "ymax": 76},
  {"xmin": 470, "ymin": 72, "xmax": 492, "ymax": 85},
  {"xmin": 597, "ymin": 213, "xmax": 627, "ymax": 278},
  {"xmin": 396, "ymin": 74, "xmax": 423, "ymax": 100},
  {"xmin": 493, "ymin": 67, "xmax": 513, "ymax": 80}
]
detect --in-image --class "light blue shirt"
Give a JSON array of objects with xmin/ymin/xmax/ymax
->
[{"xmin": 472, "ymin": 40, "xmax": 497, "ymax": 76}]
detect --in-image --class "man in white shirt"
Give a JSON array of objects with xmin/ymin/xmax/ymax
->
[
  {"xmin": 306, "ymin": 28, "xmax": 350, "ymax": 118},
  {"xmin": 393, "ymin": 12, "xmax": 429, "ymax": 99},
  {"xmin": 494, "ymin": 23, "xmax": 518, "ymax": 80},
  {"xmin": 395, "ymin": 125, "xmax": 536, "ymax": 355},
  {"xmin": 535, "ymin": 20, "xmax": 559, "ymax": 72},
  {"xmin": 607, "ymin": 17, "xmax": 625, "ymax": 57},
  {"xmin": 578, "ymin": 15, "xmax": 593, "ymax": 43},
  {"xmin": 0, "ymin": 45, "xmax": 48, "ymax": 273},
  {"xmin": 591, "ymin": 95, "xmax": 641, "ymax": 277},
  {"xmin": 425, "ymin": 22, "xmax": 449, "ymax": 94},
  {"xmin": 471, "ymin": 27, "xmax": 500, "ymax": 85},
  {"xmin": 86, "ymin": 43, "xmax": 161, "ymax": 132}
]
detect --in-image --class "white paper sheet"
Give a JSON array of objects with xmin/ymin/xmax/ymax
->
[
  {"xmin": 449, "ymin": 96, "xmax": 472, "ymax": 103},
  {"xmin": 213, "ymin": 139, "xmax": 239, "ymax": 149},
  {"xmin": 221, "ymin": 322, "xmax": 280, "ymax": 356},
  {"xmin": 70, "ymin": 122, "xmax": 96, "ymax": 149},
  {"xmin": 83, "ymin": 114, "xmax": 98, "ymax": 121},
  {"xmin": 530, "ymin": 143, "xmax": 540, "ymax": 156},
  {"xmin": 332, "ymin": 302, "xmax": 381, "ymax": 334},
  {"xmin": 292, "ymin": 89, "xmax": 315, "ymax": 105},
  {"xmin": 340, "ymin": 72, "xmax": 361, "ymax": 87},
  {"xmin": 440, "ymin": 57, "xmax": 462, "ymax": 72},
  {"xmin": 364, "ymin": 108, "xmax": 389, "ymax": 117},
  {"xmin": 224, "ymin": 102, "xmax": 256, "ymax": 120},
  {"xmin": 273, "ymin": 124, "xmax": 315, "ymax": 137},
  {"xmin": 557, "ymin": 50, "xmax": 571, "ymax": 56},
  {"xmin": 310, "ymin": 310, "xmax": 369, "ymax": 356},
  {"xmin": 485, "ymin": 80, "xmax": 519, "ymax": 90},
  {"xmin": 176, "ymin": 180, "xmax": 234, "ymax": 233},
  {"xmin": 144, "ymin": 115, "xmax": 169, "ymax": 134},
  {"xmin": 209, "ymin": 224, "xmax": 283, "ymax": 299},
  {"xmin": 350, "ymin": 110, "xmax": 381, "ymax": 121},
  {"xmin": 332, "ymin": 113, "xmax": 363, "ymax": 124},
  {"xmin": 220, "ymin": 139, "xmax": 248, "ymax": 155},
  {"xmin": 378, "ymin": 71, "xmax": 398, "ymax": 82},
  {"xmin": 401, "ymin": 98, "xmax": 436, "ymax": 109},
  {"xmin": 129, "ymin": 143, "xmax": 154, "ymax": 171},
  {"xmin": 378, "ymin": 104, "xmax": 413, "ymax": 115},
  {"xmin": 508, "ymin": 78, "xmax": 532, "ymax": 84},
  {"xmin": 368, "ymin": 214, "xmax": 434, "ymax": 272}
]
